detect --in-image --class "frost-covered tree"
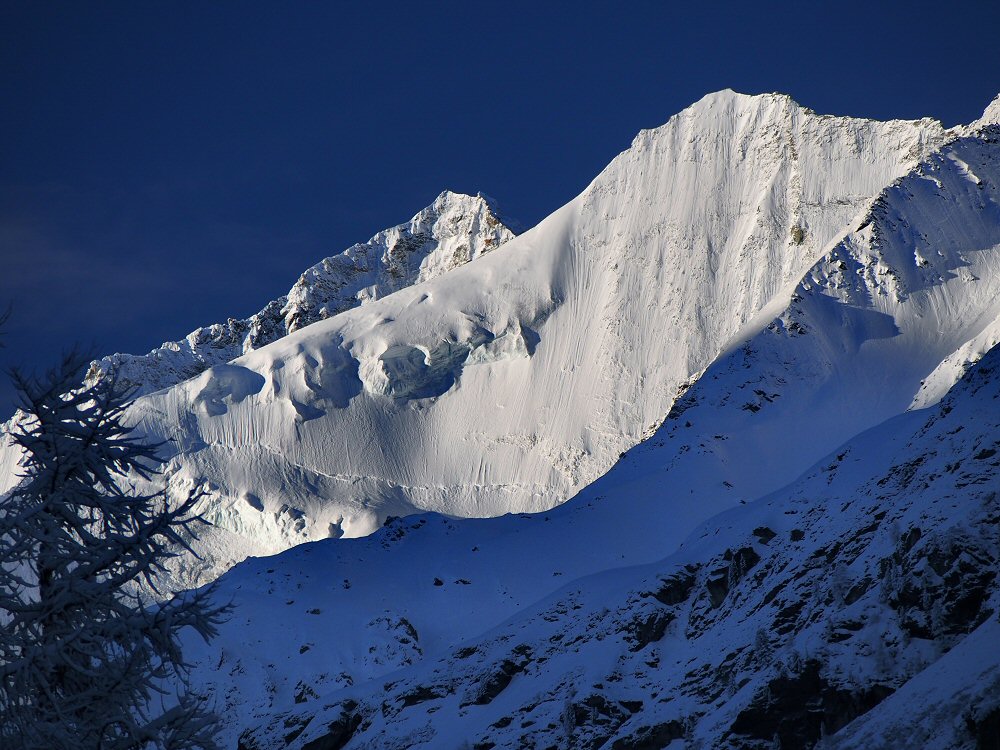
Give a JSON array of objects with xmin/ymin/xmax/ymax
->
[{"xmin": 0, "ymin": 353, "xmax": 228, "ymax": 749}]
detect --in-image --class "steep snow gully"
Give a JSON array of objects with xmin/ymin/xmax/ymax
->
[{"xmin": 4, "ymin": 90, "xmax": 1000, "ymax": 749}]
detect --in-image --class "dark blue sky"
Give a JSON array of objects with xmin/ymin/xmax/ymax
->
[{"xmin": 2, "ymin": 1, "xmax": 999, "ymax": 417}]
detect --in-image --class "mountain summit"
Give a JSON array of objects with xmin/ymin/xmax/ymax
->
[
  {"xmin": 178, "ymin": 92, "xmax": 1000, "ymax": 750},
  {"xmin": 112, "ymin": 91, "xmax": 962, "ymax": 574}
]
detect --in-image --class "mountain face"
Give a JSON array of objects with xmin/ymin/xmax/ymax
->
[
  {"xmin": 99, "ymin": 91, "xmax": 959, "ymax": 583},
  {"xmin": 564, "ymin": 122, "xmax": 1000, "ymax": 532},
  {"xmin": 167, "ymin": 93, "xmax": 1000, "ymax": 749},
  {"xmin": 194, "ymin": 336, "xmax": 1000, "ymax": 750},
  {"xmin": 86, "ymin": 190, "xmax": 516, "ymax": 398}
]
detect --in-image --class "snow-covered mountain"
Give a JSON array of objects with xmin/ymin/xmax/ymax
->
[
  {"xmin": 87, "ymin": 91, "xmax": 963, "ymax": 583},
  {"xmin": 167, "ymin": 92, "xmax": 1000, "ymax": 749},
  {"xmin": 194, "ymin": 333, "xmax": 1000, "ymax": 750},
  {"xmin": 86, "ymin": 190, "xmax": 517, "ymax": 398},
  {"xmin": 4, "ymin": 90, "xmax": 1000, "ymax": 748}
]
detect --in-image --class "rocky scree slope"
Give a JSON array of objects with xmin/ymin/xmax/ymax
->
[
  {"xmin": 107, "ymin": 91, "xmax": 954, "ymax": 581},
  {"xmin": 87, "ymin": 190, "xmax": 516, "ymax": 398},
  {"xmin": 198, "ymin": 319, "xmax": 1000, "ymax": 750}
]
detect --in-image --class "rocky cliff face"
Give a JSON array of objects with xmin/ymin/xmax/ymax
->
[{"xmin": 85, "ymin": 190, "xmax": 516, "ymax": 398}]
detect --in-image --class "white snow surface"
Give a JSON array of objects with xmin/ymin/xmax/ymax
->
[
  {"xmin": 86, "ymin": 190, "xmax": 516, "ymax": 398},
  {"xmin": 971, "ymin": 92, "xmax": 1000, "ymax": 130},
  {"xmin": 101, "ymin": 90, "xmax": 964, "ymax": 584}
]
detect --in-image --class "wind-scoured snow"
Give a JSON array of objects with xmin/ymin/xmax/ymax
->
[
  {"xmin": 109, "ymin": 91, "xmax": 954, "ymax": 582},
  {"xmin": 568, "ymin": 124, "xmax": 1000, "ymax": 529}
]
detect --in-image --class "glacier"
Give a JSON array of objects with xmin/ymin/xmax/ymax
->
[{"xmin": 85, "ymin": 189, "xmax": 517, "ymax": 399}]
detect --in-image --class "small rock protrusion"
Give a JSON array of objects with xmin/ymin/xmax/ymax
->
[{"xmin": 753, "ymin": 526, "xmax": 777, "ymax": 544}]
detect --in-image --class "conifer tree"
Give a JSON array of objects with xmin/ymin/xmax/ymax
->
[{"xmin": 0, "ymin": 353, "xmax": 228, "ymax": 749}]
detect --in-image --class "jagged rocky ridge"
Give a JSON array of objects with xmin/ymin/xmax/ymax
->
[
  {"xmin": 47, "ymin": 90, "xmax": 966, "ymax": 583},
  {"xmin": 86, "ymin": 190, "xmax": 516, "ymax": 398}
]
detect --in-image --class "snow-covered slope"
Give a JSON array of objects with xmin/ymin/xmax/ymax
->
[
  {"xmin": 86, "ymin": 190, "xmax": 516, "ymax": 398},
  {"xmin": 188, "ymin": 311, "xmax": 1000, "ymax": 750},
  {"xmin": 117, "ymin": 91, "xmax": 954, "ymax": 577},
  {"xmin": 565, "ymin": 123, "xmax": 1000, "ymax": 530},
  {"xmin": 169, "ymin": 97, "xmax": 1000, "ymax": 749}
]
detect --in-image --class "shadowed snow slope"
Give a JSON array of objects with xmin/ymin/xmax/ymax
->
[{"xmin": 97, "ymin": 91, "xmax": 958, "ymax": 583}]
